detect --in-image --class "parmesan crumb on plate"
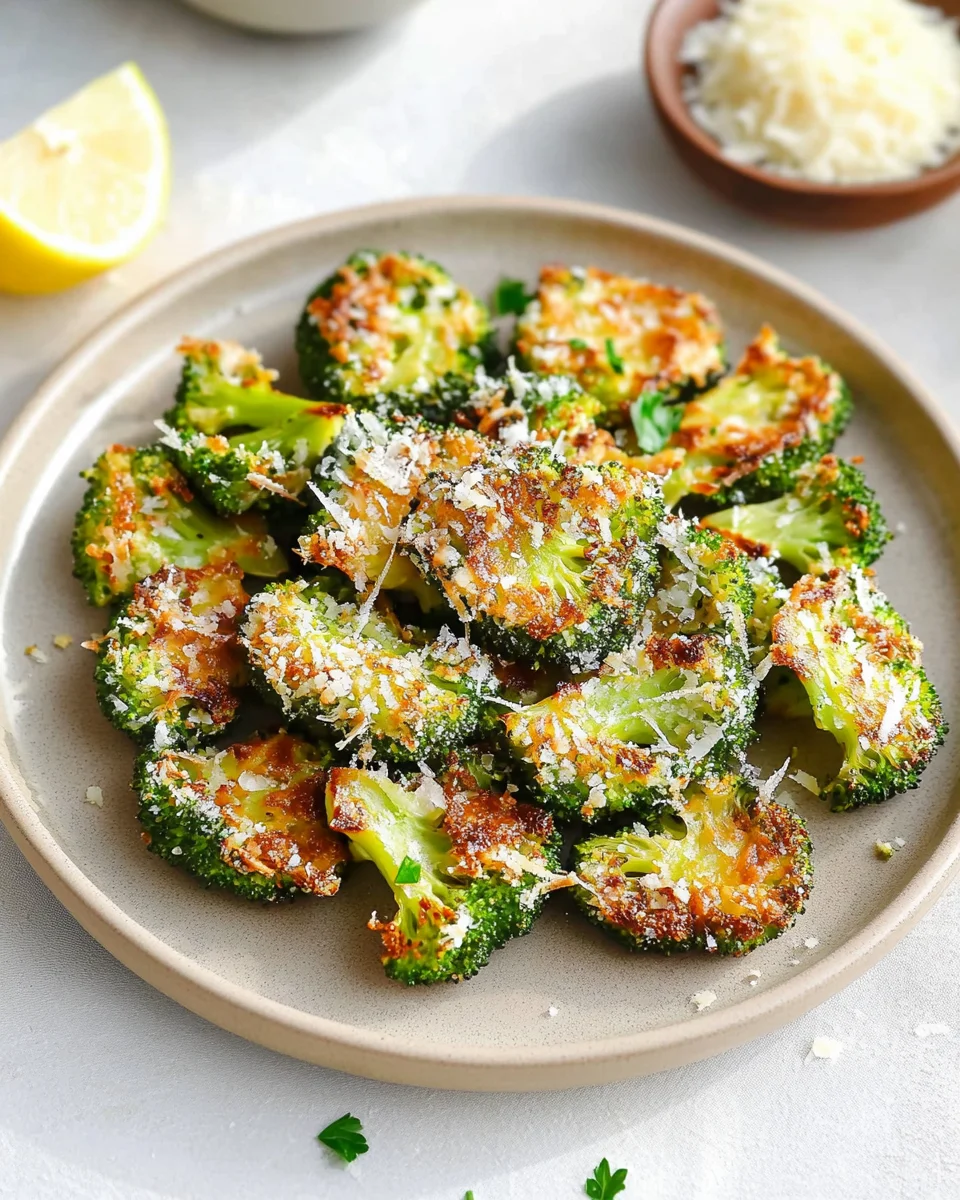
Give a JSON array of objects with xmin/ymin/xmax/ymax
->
[
  {"xmin": 53, "ymin": 633, "xmax": 73, "ymax": 650},
  {"xmin": 545, "ymin": 1004, "xmax": 559, "ymax": 1018},
  {"xmin": 745, "ymin": 969, "xmax": 761, "ymax": 986},
  {"xmin": 24, "ymin": 644, "xmax": 48, "ymax": 664},
  {"xmin": 84, "ymin": 786, "xmax": 103, "ymax": 807},
  {"xmin": 808, "ymin": 1036, "xmax": 843, "ymax": 1062},
  {"xmin": 690, "ymin": 989, "xmax": 717, "ymax": 1012},
  {"xmin": 915, "ymin": 1023, "xmax": 951, "ymax": 1039},
  {"xmin": 803, "ymin": 937, "xmax": 819, "ymax": 950}
]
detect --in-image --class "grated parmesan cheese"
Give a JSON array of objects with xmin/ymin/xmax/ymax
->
[{"xmin": 681, "ymin": 0, "xmax": 960, "ymax": 184}]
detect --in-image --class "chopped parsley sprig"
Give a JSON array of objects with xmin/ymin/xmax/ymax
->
[
  {"xmin": 317, "ymin": 1113, "xmax": 369, "ymax": 1163},
  {"xmin": 493, "ymin": 278, "xmax": 535, "ymax": 316},
  {"xmin": 585, "ymin": 1157, "xmax": 629, "ymax": 1199},
  {"xmin": 630, "ymin": 391, "xmax": 683, "ymax": 454},
  {"xmin": 395, "ymin": 855, "xmax": 422, "ymax": 884}
]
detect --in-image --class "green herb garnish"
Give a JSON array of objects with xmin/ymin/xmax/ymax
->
[
  {"xmin": 604, "ymin": 337, "xmax": 624, "ymax": 375},
  {"xmin": 317, "ymin": 1113, "xmax": 369, "ymax": 1163},
  {"xmin": 395, "ymin": 855, "xmax": 422, "ymax": 884},
  {"xmin": 493, "ymin": 278, "xmax": 535, "ymax": 316},
  {"xmin": 629, "ymin": 391, "xmax": 683, "ymax": 454},
  {"xmin": 585, "ymin": 1157, "xmax": 628, "ymax": 1199},
  {"xmin": 569, "ymin": 337, "xmax": 588, "ymax": 350}
]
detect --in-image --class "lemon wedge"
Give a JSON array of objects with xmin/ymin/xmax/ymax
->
[{"xmin": 0, "ymin": 63, "xmax": 170, "ymax": 294}]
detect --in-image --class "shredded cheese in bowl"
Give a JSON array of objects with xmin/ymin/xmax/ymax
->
[{"xmin": 681, "ymin": 0, "xmax": 960, "ymax": 185}]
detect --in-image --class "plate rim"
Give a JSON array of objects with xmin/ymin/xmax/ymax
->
[{"xmin": 1, "ymin": 193, "xmax": 958, "ymax": 1091}]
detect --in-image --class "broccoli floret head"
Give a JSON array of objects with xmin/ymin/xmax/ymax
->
[
  {"xmin": 701, "ymin": 455, "xmax": 890, "ymax": 575},
  {"xmin": 135, "ymin": 731, "xmax": 348, "ymax": 900},
  {"xmin": 460, "ymin": 359, "xmax": 605, "ymax": 447},
  {"xmin": 161, "ymin": 337, "xmax": 348, "ymax": 515},
  {"xmin": 91, "ymin": 563, "xmax": 248, "ymax": 748},
  {"xmin": 663, "ymin": 326, "xmax": 853, "ymax": 508},
  {"xmin": 296, "ymin": 251, "xmax": 494, "ymax": 421},
  {"xmin": 71, "ymin": 444, "xmax": 288, "ymax": 606},
  {"xmin": 572, "ymin": 773, "xmax": 812, "ymax": 954},
  {"xmin": 514, "ymin": 264, "xmax": 724, "ymax": 427},
  {"xmin": 503, "ymin": 629, "xmax": 756, "ymax": 824},
  {"xmin": 326, "ymin": 754, "xmax": 567, "ymax": 984},
  {"xmin": 771, "ymin": 568, "xmax": 946, "ymax": 809},
  {"xmin": 241, "ymin": 578, "xmax": 498, "ymax": 765},
  {"xmin": 297, "ymin": 408, "xmax": 485, "ymax": 606},
  {"xmin": 650, "ymin": 517, "xmax": 755, "ymax": 637},
  {"xmin": 405, "ymin": 443, "xmax": 664, "ymax": 671}
]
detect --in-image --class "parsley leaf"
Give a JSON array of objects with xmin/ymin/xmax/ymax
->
[
  {"xmin": 629, "ymin": 391, "xmax": 683, "ymax": 454},
  {"xmin": 395, "ymin": 856, "xmax": 421, "ymax": 885},
  {"xmin": 493, "ymin": 278, "xmax": 535, "ymax": 316},
  {"xmin": 569, "ymin": 337, "xmax": 589, "ymax": 350},
  {"xmin": 584, "ymin": 1157, "xmax": 629, "ymax": 1199},
  {"xmin": 604, "ymin": 337, "xmax": 624, "ymax": 375},
  {"xmin": 464, "ymin": 1192, "xmax": 476, "ymax": 1200},
  {"xmin": 316, "ymin": 1113, "xmax": 369, "ymax": 1163}
]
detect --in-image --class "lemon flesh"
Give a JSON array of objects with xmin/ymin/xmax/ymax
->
[{"xmin": 0, "ymin": 63, "xmax": 170, "ymax": 294}]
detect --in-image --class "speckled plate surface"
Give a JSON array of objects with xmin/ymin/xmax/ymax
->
[{"xmin": 1, "ymin": 196, "xmax": 958, "ymax": 1091}]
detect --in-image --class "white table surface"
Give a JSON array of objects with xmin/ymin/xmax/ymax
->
[{"xmin": 1, "ymin": 1, "xmax": 959, "ymax": 1196}]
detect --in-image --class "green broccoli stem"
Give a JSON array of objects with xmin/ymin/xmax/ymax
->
[
  {"xmin": 185, "ymin": 377, "xmax": 324, "ymax": 434},
  {"xmin": 581, "ymin": 836, "xmax": 660, "ymax": 877},
  {"xmin": 705, "ymin": 497, "xmax": 851, "ymax": 574},
  {"xmin": 160, "ymin": 498, "xmax": 287, "ymax": 576},
  {"xmin": 581, "ymin": 669, "xmax": 699, "ymax": 744},
  {"xmin": 226, "ymin": 407, "xmax": 346, "ymax": 460}
]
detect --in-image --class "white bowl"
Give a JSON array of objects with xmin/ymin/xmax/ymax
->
[{"xmin": 180, "ymin": 0, "xmax": 424, "ymax": 34}]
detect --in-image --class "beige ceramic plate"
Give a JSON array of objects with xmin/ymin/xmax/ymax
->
[{"xmin": 1, "ymin": 196, "xmax": 958, "ymax": 1092}]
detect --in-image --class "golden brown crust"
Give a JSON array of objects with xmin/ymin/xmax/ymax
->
[
  {"xmin": 218, "ymin": 733, "xmax": 346, "ymax": 895},
  {"xmin": 515, "ymin": 264, "xmax": 723, "ymax": 416},
  {"xmin": 671, "ymin": 326, "xmax": 844, "ymax": 494}
]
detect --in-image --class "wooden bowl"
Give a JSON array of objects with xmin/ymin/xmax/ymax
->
[{"xmin": 644, "ymin": 0, "xmax": 960, "ymax": 228}]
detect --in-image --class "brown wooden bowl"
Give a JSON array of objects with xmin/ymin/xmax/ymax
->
[{"xmin": 644, "ymin": 0, "xmax": 960, "ymax": 228}]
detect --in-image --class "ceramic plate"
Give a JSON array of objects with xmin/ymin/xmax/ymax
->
[{"xmin": 1, "ymin": 197, "xmax": 958, "ymax": 1091}]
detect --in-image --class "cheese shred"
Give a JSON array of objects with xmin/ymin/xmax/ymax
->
[{"xmin": 681, "ymin": 0, "xmax": 960, "ymax": 184}]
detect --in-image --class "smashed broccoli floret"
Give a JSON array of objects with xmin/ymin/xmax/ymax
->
[
  {"xmin": 71, "ymin": 444, "xmax": 288, "ymax": 606},
  {"xmin": 297, "ymin": 408, "xmax": 485, "ymax": 606},
  {"xmin": 513, "ymin": 264, "xmax": 725, "ymax": 426},
  {"xmin": 405, "ymin": 443, "xmax": 664, "ymax": 671},
  {"xmin": 326, "ymin": 754, "xmax": 568, "ymax": 984},
  {"xmin": 771, "ymin": 568, "xmax": 946, "ymax": 809},
  {"xmin": 135, "ymin": 731, "xmax": 348, "ymax": 900},
  {"xmin": 648, "ymin": 518, "xmax": 755, "ymax": 638},
  {"xmin": 160, "ymin": 337, "xmax": 348, "ymax": 515},
  {"xmin": 572, "ymin": 774, "xmax": 812, "ymax": 954},
  {"xmin": 90, "ymin": 563, "xmax": 248, "ymax": 748},
  {"xmin": 460, "ymin": 359, "xmax": 605, "ymax": 448},
  {"xmin": 701, "ymin": 455, "xmax": 890, "ymax": 575},
  {"xmin": 296, "ymin": 250, "xmax": 494, "ymax": 421},
  {"xmin": 503, "ymin": 629, "xmax": 756, "ymax": 824},
  {"xmin": 662, "ymin": 326, "xmax": 852, "ymax": 508},
  {"xmin": 241, "ymin": 577, "xmax": 498, "ymax": 764}
]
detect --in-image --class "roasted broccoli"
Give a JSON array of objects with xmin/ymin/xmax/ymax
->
[
  {"xmin": 326, "ymin": 754, "xmax": 567, "ymax": 984},
  {"xmin": 513, "ymin": 264, "xmax": 724, "ymax": 427},
  {"xmin": 241, "ymin": 577, "xmax": 498, "ymax": 764},
  {"xmin": 771, "ymin": 568, "xmax": 946, "ymax": 809},
  {"xmin": 296, "ymin": 250, "xmax": 494, "ymax": 420},
  {"xmin": 461, "ymin": 360, "xmax": 605, "ymax": 448},
  {"xmin": 135, "ymin": 731, "xmax": 348, "ymax": 900},
  {"xmin": 662, "ymin": 326, "xmax": 852, "ymax": 508},
  {"xmin": 297, "ymin": 408, "xmax": 485, "ymax": 605},
  {"xmin": 701, "ymin": 455, "xmax": 890, "ymax": 575},
  {"xmin": 502, "ymin": 629, "xmax": 756, "ymax": 824},
  {"xmin": 405, "ymin": 443, "xmax": 664, "ymax": 671},
  {"xmin": 648, "ymin": 518, "xmax": 755, "ymax": 638},
  {"xmin": 71, "ymin": 444, "xmax": 288, "ymax": 606},
  {"xmin": 572, "ymin": 774, "xmax": 812, "ymax": 954},
  {"xmin": 160, "ymin": 337, "xmax": 348, "ymax": 515},
  {"xmin": 90, "ymin": 563, "xmax": 248, "ymax": 748}
]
